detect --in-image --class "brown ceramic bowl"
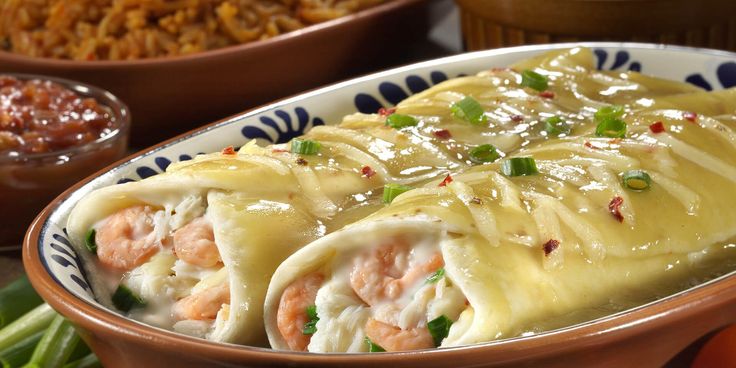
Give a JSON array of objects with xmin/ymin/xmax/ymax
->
[
  {"xmin": 457, "ymin": 0, "xmax": 736, "ymax": 52},
  {"xmin": 0, "ymin": 0, "xmax": 433, "ymax": 147},
  {"xmin": 23, "ymin": 43, "xmax": 736, "ymax": 367},
  {"xmin": 0, "ymin": 74, "xmax": 129, "ymax": 248}
]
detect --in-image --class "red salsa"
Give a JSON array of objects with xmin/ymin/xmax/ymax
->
[{"xmin": 0, "ymin": 76, "xmax": 116, "ymax": 155}]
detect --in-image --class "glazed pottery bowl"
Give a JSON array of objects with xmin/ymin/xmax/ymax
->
[
  {"xmin": 0, "ymin": 0, "xmax": 433, "ymax": 147},
  {"xmin": 24, "ymin": 43, "xmax": 736, "ymax": 367},
  {"xmin": 0, "ymin": 74, "xmax": 129, "ymax": 247}
]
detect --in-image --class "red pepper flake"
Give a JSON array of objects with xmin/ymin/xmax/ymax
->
[
  {"xmin": 608, "ymin": 138, "xmax": 622, "ymax": 144},
  {"xmin": 438, "ymin": 174, "xmax": 453, "ymax": 187},
  {"xmin": 432, "ymin": 129, "xmax": 452, "ymax": 139},
  {"xmin": 361, "ymin": 166, "xmax": 376, "ymax": 178},
  {"xmin": 510, "ymin": 114, "xmax": 525, "ymax": 123},
  {"xmin": 470, "ymin": 197, "xmax": 482, "ymax": 205},
  {"xmin": 608, "ymin": 196, "xmax": 624, "ymax": 223},
  {"xmin": 295, "ymin": 157, "xmax": 308, "ymax": 166},
  {"xmin": 649, "ymin": 121, "xmax": 666, "ymax": 134},
  {"xmin": 683, "ymin": 111, "xmax": 697, "ymax": 122},
  {"xmin": 221, "ymin": 146, "xmax": 236, "ymax": 155},
  {"xmin": 539, "ymin": 91, "xmax": 555, "ymax": 99},
  {"xmin": 584, "ymin": 141, "xmax": 598, "ymax": 149},
  {"xmin": 378, "ymin": 107, "xmax": 397, "ymax": 117},
  {"xmin": 272, "ymin": 148, "xmax": 288, "ymax": 153},
  {"xmin": 542, "ymin": 239, "xmax": 560, "ymax": 256}
]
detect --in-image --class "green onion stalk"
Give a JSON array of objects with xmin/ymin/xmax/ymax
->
[
  {"xmin": 24, "ymin": 315, "xmax": 81, "ymax": 368},
  {"xmin": 0, "ymin": 275, "xmax": 44, "ymax": 329}
]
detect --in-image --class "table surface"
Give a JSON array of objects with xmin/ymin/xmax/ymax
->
[{"xmin": 0, "ymin": 254, "xmax": 25, "ymax": 285}]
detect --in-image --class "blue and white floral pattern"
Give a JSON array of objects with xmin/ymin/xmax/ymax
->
[{"xmin": 37, "ymin": 43, "xmax": 736, "ymax": 305}]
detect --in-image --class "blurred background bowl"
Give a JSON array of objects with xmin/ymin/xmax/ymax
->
[
  {"xmin": 0, "ymin": 0, "xmax": 435, "ymax": 147},
  {"xmin": 456, "ymin": 0, "xmax": 736, "ymax": 51},
  {"xmin": 0, "ymin": 74, "xmax": 129, "ymax": 247}
]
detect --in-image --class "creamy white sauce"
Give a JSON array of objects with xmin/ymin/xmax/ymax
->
[{"xmin": 307, "ymin": 231, "xmax": 467, "ymax": 352}]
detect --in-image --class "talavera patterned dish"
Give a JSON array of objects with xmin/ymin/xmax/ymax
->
[{"xmin": 24, "ymin": 43, "xmax": 736, "ymax": 367}]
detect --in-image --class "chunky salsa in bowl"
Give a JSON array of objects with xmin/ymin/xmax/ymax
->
[{"xmin": 0, "ymin": 74, "xmax": 129, "ymax": 247}]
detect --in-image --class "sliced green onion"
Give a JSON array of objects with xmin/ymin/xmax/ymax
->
[
  {"xmin": 364, "ymin": 337, "xmax": 386, "ymax": 352},
  {"xmin": 501, "ymin": 157, "xmax": 539, "ymax": 177},
  {"xmin": 468, "ymin": 144, "xmax": 500, "ymax": 164},
  {"xmin": 427, "ymin": 315, "xmax": 453, "ymax": 347},
  {"xmin": 290, "ymin": 139, "xmax": 321, "ymax": 155},
  {"xmin": 111, "ymin": 285, "xmax": 145, "ymax": 313},
  {"xmin": 0, "ymin": 304, "xmax": 56, "ymax": 352},
  {"xmin": 63, "ymin": 354, "xmax": 101, "ymax": 368},
  {"xmin": 382, "ymin": 183, "xmax": 413, "ymax": 204},
  {"xmin": 595, "ymin": 117, "xmax": 627, "ymax": 138},
  {"xmin": 426, "ymin": 268, "xmax": 445, "ymax": 284},
  {"xmin": 520, "ymin": 69, "xmax": 548, "ymax": 91},
  {"xmin": 622, "ymin": 170, "xmax": 652, "ymax": 191},
  {"xmin": 385, "ymin": 114, "xmax": 418, "ymax": 129},
  {"xmin": 302, "ymin": 305, "xmax": 319, "ymax": 335},
  {"xmin": 594, "ymin": 105, "xmax": 624, "ymax": 121},
  {"xmin": 543, "ymin": 116, "xmax": 571, "ymax": 137},
  {"xmin": 0, "ymin": 275, "xmax": 43, "ymax": 329},
  {"xmin": 0, "ymin": 330, "xmax": 43, "ymax": 368},
  {"xmin": 25, "ymin": 315, "xmax": 80, "ymax": 368},
  {"xmin": 84, "ymin": 229, "xmax": 96, "ymax": 254},
  {"xmin": 450, "ymin": 96, "xmax": 487, "ymax": 125}
]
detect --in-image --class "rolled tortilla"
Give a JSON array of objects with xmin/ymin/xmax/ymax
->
[{"xmin": 264, "ymin": 108, "xmax": 736, "ymax": 352}]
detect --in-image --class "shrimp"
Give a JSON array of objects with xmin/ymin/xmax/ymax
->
[
  {"xmin": 173, "ymin": 216, "xmax": 221, "ymax": 268},
  {"xmin": 276, "ymin": 272, "xmax": 324, "ymax": 351},
  {"xmin": 364, "ymin": 318, "xmax": 434, "ymax": 352},
  {"xmin": 173, "ymin": 282, "xmax": 230, "ymax": 321},
  {"xmin": 350, "ymin": 240, "xmax": 444, "ymax": 306},
  {"xmin": 95, "ymin": 206, "xmax": 161, "ymax": 271}
]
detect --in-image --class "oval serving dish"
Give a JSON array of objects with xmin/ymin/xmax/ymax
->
[{"xmin": 24, "ymin": 43, "xmax": 736, "ymax": 367}]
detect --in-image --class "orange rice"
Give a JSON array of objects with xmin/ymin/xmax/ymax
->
[{"xmin": 0, "ymin": 0, "xmax": 387, "ymax": 60}]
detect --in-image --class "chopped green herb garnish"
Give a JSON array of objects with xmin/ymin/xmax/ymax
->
[
  {"xmin": 594, "ymin": 105, "xmax": 624, "ymax": 122},
  {"xmin": 451, "ymin": 96, "xmax": 487, "ymax": 125},
  {"xmin": 468, "ymin": 144, "xmax": 501, "ymax": 164},
  {"xmin": 290, "ymin": 139, "xmax": 322, "ymax": 155},
  {"xmin": 501, "ymin": 157, "xmax": 539, "ymax": 177},
  {"xmin": 111, "ymin": 285, "xmax": 146, "ymax": 313},
  {"xmin": 595, "ymin": 117, "xmax": 627, "ymax": 138},
  {"xmin": 84, "ymin": 229, "xmax": 97, "ymax": 254},
  {"xmin": 543, "ymin": 116, "xmax": 571, "ymax": 137},
  {"xmin": 427, "ymin": 315, "xmax": 453, "ymax": 347},
  {"xmin": 426, "ymin": 268, "xmax": 445, "ymax": 284},
  {"xmin": 622, "ymin": 170, "xmax": 652, "ymax": 191},
  {"xmin": 520, "ymin": 69, "xmax": 548, "ymax": 91},
  {"xmin": 302, "ymin": 305, "xmax": 319, "ymax": 335},
  {"xmin": 364, "ymin": 336, "xmax": 386, "ymax": 352},
  {"xmin": 385, "ymin": 114, "xmax": 418, "ymax": 129},
  {"xmin": 382, "ymin": 183, "xmax": 413, "ymax": 204}
]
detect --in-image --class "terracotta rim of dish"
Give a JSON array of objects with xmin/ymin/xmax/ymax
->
[
  {"xmin": 22, "ymin": 42, "xmax": 736, "ymax": 364},
  {"xmin": 0, "ymin": 73, "xmax": 131, "ymax": 163},
  {"xmin": 0, "ymin": 0, "xmax": 422, "ymax": 68}
]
